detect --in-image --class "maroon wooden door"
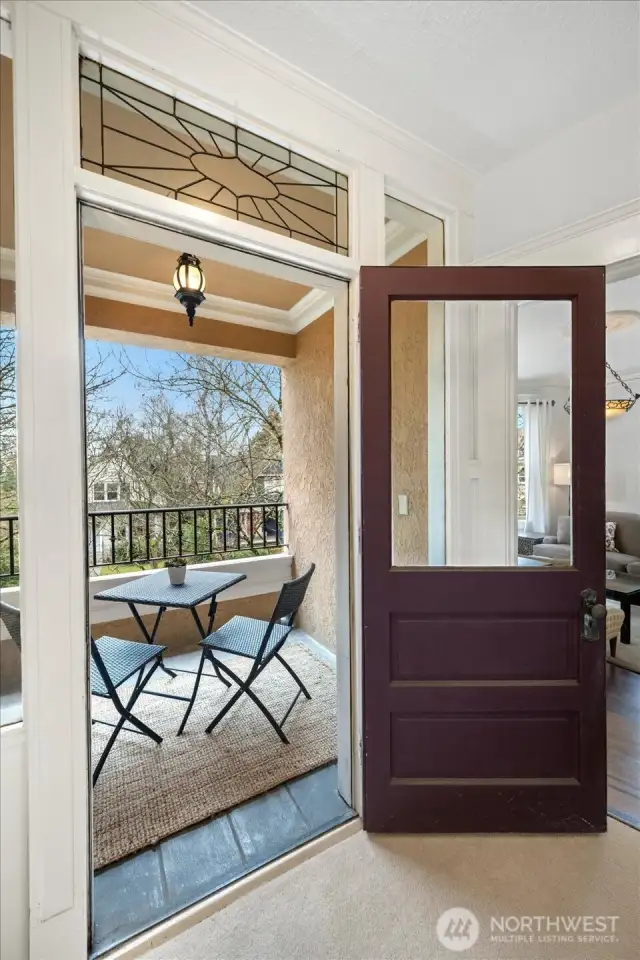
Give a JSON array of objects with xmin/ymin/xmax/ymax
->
[{"xmin": 361, "ymin": 266, "xmax": 606, "ymax": 833}]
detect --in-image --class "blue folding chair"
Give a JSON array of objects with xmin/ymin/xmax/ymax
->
[
  {"xmin": 178, "ymin": 565, "xmax": 315, "ymax": 742},
  {"xmin": 91, "ymin": 634, "xmax": 167, "ymax": 785}
]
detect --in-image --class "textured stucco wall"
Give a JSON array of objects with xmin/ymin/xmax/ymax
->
[
  {"xmin": 391, "ymin": 243, "xmax": 429, "ymax": 566},
  {"xmin": 282, "ymin": 311, "xmax": 336, "ymax": 650}
]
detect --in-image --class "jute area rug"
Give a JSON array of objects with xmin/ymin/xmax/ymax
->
[{"xmin": 92, "ymin": 643, "xmax": 336, "ymax": 870}]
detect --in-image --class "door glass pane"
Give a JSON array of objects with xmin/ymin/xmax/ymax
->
[
  {"xmin": 390, "ymin": 299, "xmax": 573, "ymax": 567},
  {"xmin": 79, "ymin": 57, "xmax": 349, "ymax": 255},
  {"xmin": 0, "ymin": 21, "xmax": 21, "ymax": 724}
]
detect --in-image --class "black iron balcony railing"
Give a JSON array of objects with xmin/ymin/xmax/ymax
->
[
  {"xmin": 0, "ymin": 502, "xmax": 287, "ymax": 580},
  {"xmin": 0, "ymin": 514, "xmax": 18, "ymax": 581}
]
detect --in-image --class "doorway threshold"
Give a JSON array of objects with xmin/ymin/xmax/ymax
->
[{"xmin": 92, "ymin": 761, "xmax": 354, "ymax": 957}]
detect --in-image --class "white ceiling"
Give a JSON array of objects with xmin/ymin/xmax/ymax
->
[
  {"xmin": 518, "ymin": 274, "xmax": 640, "ymax": 384},
  {"xmin": 190, "ymin": 0, "xmax": 639, "ymax": 173}
]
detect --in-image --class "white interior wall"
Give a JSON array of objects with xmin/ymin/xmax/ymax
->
[
  {"xmin": 472, "ymin": 94, "xmax": 640, "ymax": 261},
  {"xmin": 517, "ymin": 270, "xmax": 640, "ymax": 524},
  {"xmin": 0, "ymin": 726, "xmax": 28, "ymax": 960},
  {"xmin": 605, "ymin": 276, "xmax": 640, "ymax": 512},
  {"xmin": 607, "ymin": 386, "xmax": 640, "ymax": 512}
]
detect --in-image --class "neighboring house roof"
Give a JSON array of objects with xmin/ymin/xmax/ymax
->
[{"xmin": 257, "ymin": 460, "xmax": 283, "ymax": 479}]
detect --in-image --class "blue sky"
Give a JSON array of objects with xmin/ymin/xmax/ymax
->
[
  {"xmin": 84, "ymin": 339, "xmax": 280, "ymax": 423},
  {"xmin": 84, "ymin": 340, "xmax": 191, "ymax": 413}
]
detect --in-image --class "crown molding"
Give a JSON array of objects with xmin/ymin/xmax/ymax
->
[
  {"xmin": 606, "ymin": 255, "xmax": 640, "ymax": 284},
  {"xmin": 145, "ymin": 0, "xmax": 478, "ymax": 182},
  {"xmin": 473, "ymin": 199, "xmax": 640, "ymax": 266},
  {"xmin": 1, "ymin": 246, "xmax": 339, "ymax": 335},
  {"xmin": 613, "ymin": 369, "xmax": 640, "ymax": 383},
  {"xmin": 519, "ymin": 370, "xmax": 640, "ymax": 392},
  {"xmin": 289, "ymin": 288, "xmax": 335, "ymax": 333},
  {"xmin": 83, "ymin": 266, "xmax": 294, "ymax": 332},
  {"xmin": 385, "ymin": 220, "xmax": 429, "ymax": 265}
]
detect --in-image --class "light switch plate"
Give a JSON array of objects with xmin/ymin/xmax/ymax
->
[{"xmin": 398, "ymin": 494, "xmax": 408, "ymax": 516}]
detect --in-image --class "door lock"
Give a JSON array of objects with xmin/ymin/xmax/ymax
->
[{"xmin": 581, "ymin": 588, "xmax": 606, "ymax": 642}]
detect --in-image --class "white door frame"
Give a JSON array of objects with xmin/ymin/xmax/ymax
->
[
  {"xmin": 77, "ymin": 193, "xmax": 355, "ymax": 819},
  {"xmin": 11, "ymin": 4, "xmax": 465, "ymax": 958}
]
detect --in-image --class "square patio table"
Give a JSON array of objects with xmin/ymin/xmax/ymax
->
[{"xmin": 94, "ymin": 569, "xmax": 247, "ymax": 701}]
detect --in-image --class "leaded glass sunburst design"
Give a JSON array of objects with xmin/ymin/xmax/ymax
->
[{"xmin": 79, "ymin": 59, "xmax": 348, "ymax": 255}]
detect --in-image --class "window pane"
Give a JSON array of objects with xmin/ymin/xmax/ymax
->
[
  {"xmin": 106, "ymin": 483, "xmax": 119, "ymax": 501},
  {"xmin": 1, "ymin": 24, "xmax": 21, "ymax": 725},
  {"xmin": 79, "ymin": 58, "xmax": 349, "ymax": 255}
]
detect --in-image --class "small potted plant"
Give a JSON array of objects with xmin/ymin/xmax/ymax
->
[{"xmin": 166, "ymin": 558, "xmax": 187, "ymax": 586}]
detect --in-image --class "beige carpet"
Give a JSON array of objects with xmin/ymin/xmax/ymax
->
[
  {"xmin": 607, "ymin": 641, "xmax": 640, "ymax": 674},
  {"xmin": 144, "ymin": 819, "xmax": 640, "ymax": 960},
  {"xmin": 607, "ymin": 607, "xmax": 640, "ymax": 674},
  {"xmin": 92, "ymin": 643, "xmax": 336, "ymax": 869}
]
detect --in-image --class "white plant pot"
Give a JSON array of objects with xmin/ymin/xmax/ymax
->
[{"xmin": 168, "ymin": 565, "xmax": 186, "ymax": 586}]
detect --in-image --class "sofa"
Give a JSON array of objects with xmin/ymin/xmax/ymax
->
[{"xmin": 532, "ymin": 511, "xmax": 640, "ymax": 575}]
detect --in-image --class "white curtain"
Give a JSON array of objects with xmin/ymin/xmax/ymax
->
[{"xmin": 524, "ymin": 400, "xmax": 552, "ymax": 534}]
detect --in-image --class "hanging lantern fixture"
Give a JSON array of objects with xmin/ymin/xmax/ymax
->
[
  {"xmin": 563, "ymin": 361, "xmax": 640, "ymax": 418},
  {"xmin": 172, "ymin": 253, "xmax": 206, "ymax": 326}
]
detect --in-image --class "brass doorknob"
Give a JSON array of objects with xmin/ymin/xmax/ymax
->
[{"xmin": 591, "ymin": 603, "xmax": 607, "ymax": 620}]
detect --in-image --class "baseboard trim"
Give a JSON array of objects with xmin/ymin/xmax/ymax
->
[{"xmin": 103, "ymin": 816, "xmax": 361, "ymax": 959}]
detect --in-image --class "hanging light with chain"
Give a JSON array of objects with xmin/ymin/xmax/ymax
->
[{"xmin": 563, "ymin": 362, "xmax": 640, "ymax": 418}]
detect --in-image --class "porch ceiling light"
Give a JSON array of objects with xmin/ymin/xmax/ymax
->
[
  {"xmin": 563, "ymin": 361, "xmax": 640, "ymax": 418},
  {"xmin": 172, "ymin": 253, "xmax": 206, "ymax": 326}
]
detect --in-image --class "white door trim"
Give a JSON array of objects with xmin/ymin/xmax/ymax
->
[
  {"xmin": 79, "ymin": 188, "xmax": 356, "ymax": 878},
  {"xmin": 12, "ymin": 5, "xmax": 89, "ymax": 957},
  {"xmin": 76, "ymin": 170, "xmax": 357, "ymax": 288}
]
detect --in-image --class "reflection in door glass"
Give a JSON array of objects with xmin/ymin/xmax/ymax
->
[
  {"xmin": 389, "ymin": 299, "xmax": 573, "ymax": 567},
  {"xmin": 386, "ymin": 196, "xmax": 445, "ymax": 567},
  {"xmin": 518, "ymin": 300, "xmax": 572, "ymax": 568}
]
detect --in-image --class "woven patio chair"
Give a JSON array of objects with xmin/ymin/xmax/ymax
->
[
  {"xmin": 178, "ymin": 564, "xmax": 315, "ymax": 742},
  {"xmin": 0, "ymin": 600, "xmax": 21, "ymax": 651},
  {"xmin": 90, "ymin": 634, "xmax": 168, "ymax": 785}
]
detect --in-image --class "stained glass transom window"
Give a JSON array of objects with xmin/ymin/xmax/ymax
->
[{"xmin": 79, "ymin": 58, "xmax": 348, "ymax": 255}]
